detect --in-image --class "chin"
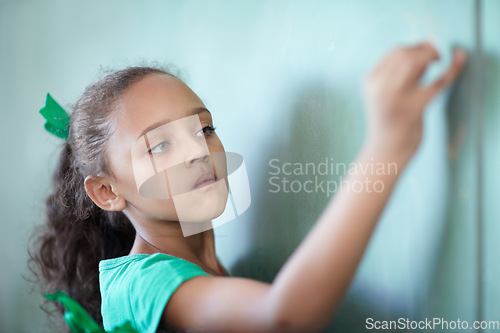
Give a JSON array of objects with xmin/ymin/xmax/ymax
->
[{"xmin": 172, "ymin": 179, "xmax": 229, "ymax": 223}]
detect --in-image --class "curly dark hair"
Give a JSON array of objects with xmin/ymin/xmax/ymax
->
[{"xmin": 29, "ymin": 66, "xmax": 177, "ymax": 331}]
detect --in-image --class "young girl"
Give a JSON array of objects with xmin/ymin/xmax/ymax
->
[{"xmin": 31, "ymin": 41, "xmax": 466, "ymax": 333}]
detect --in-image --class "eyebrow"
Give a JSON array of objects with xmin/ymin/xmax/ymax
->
[{"xmin": 136, "ymin": 107, "xmax": 211, "ymax": 140}]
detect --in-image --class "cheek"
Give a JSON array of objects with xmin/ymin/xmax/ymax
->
[
  {"xmin": 210, "ymin": 134, "xmax": 224, "ymax": 152},
  {"xmin": 208, "ymin": 136, "xmax": 226, "ymax": 170},
  {"xmin": 208, "ymin": 142, "xmax": 228, "ymax": 182},
  {"xmin": 121, "ymin": 169, "xmax": 180, "ymax": 219},
  {"xmin": 110, "ymin": 157, "xmax": 179, "ymax": 220}
]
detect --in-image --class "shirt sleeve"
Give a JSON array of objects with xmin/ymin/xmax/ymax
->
[{"xmin": 127, "ymin": 253, "xmax": 213, "ymax": 333}]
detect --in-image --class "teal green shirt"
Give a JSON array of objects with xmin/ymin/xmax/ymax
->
[{"xmin": 99, "ymin": 253, "xmax": 213, "ymax": 333}]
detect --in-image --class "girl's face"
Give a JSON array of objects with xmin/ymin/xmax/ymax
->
[{"xmin": 105, "ymin": 73, "xmax": 228, "ymax": 224}]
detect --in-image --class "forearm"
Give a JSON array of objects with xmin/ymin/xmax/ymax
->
[{"xmin": 265, "ymin": 142, "xmax": 409, "ymax": 332}]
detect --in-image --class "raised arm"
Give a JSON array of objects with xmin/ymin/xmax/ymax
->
[{"xmin": 162, "ymin": 42, "xmax": 467, "ymax": 333}]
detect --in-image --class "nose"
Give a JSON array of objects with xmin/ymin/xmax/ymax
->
[{"xmin": 183, "ymin": 135, "xmax": 210, "ymax": 167}]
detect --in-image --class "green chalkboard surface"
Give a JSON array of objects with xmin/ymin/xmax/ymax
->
[{"xmin": 0, "ymin": 1, "xmax": 497, "ymax": 332}]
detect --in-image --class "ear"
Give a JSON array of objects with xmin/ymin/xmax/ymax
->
[{"xmin": 84, "ymin": 176, "xmax": 127, "ymax": 211}]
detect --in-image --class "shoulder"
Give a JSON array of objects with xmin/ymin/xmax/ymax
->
[
  {"xmin": 100, "ymin": 253, "xmax": 211, "ymax": 276},
  {"xmin": 99, "ymin": 253, "xmax": 214, "ymax": 300},
  {"xmin": 99, "ymin": 253, "xmax": 213, "ymax": 333}
]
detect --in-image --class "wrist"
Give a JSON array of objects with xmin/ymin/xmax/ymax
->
[{"xmin": 358, "ymin": 140, "xmax": 412, "ymax": 175}]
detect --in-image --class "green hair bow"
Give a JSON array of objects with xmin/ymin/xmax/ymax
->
[
  {"xmin": 39, "ymin": 93, "xmax": 71, "ymax": 141},
  {"xmin": 46, "ymin": 292, "xmax": 139, "ymax": 333}
]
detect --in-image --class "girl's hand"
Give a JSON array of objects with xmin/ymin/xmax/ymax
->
[{"xmin": 362, "ymin": 41, "xmax": 467, "ymax": 166}]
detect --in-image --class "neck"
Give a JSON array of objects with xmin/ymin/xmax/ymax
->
[{"xmin": 126, "ymin": 211, "xmax": 224, "ymax": 276}]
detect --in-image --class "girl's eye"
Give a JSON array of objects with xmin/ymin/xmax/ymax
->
[
  {"xmin": 149, "ymin": 141, "xmax": 171, "ymax": 154},
  {"xmin": 196, "ymin": 125, "xmax": 217, "ymax": 137}
]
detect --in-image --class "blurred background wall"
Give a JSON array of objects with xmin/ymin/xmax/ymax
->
[{"xmin": 1, "ymin": 0, "xmax": 498, "ymax": 332}]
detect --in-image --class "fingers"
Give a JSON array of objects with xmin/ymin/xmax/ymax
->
[
  {"xmin": 413, "ymin": 41, "xmax": 441, "ymax": 64},
  {"xmin": 421, "ymin": 48, "xmax": 468, "ymax": 103},
  {"xmin": 403, "ymin": 41, "xmax": 441, "ymax": 82},
  {"xmin": 374, "ymin": 41, "xmax": 441, "ymax": 87}
]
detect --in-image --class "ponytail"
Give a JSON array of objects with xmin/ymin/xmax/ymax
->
[
  {"xmin": 29, "ymin": 142, "xmax": 134, "ymax": 328},
  {"xmin": 29, "ymin": 66, "xmax": 173, "ymax": 331}
]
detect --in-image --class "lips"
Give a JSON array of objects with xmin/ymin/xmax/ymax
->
[{"xmin": 193, "ymin": 171, "xmax": 216, "ymax": 189}]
